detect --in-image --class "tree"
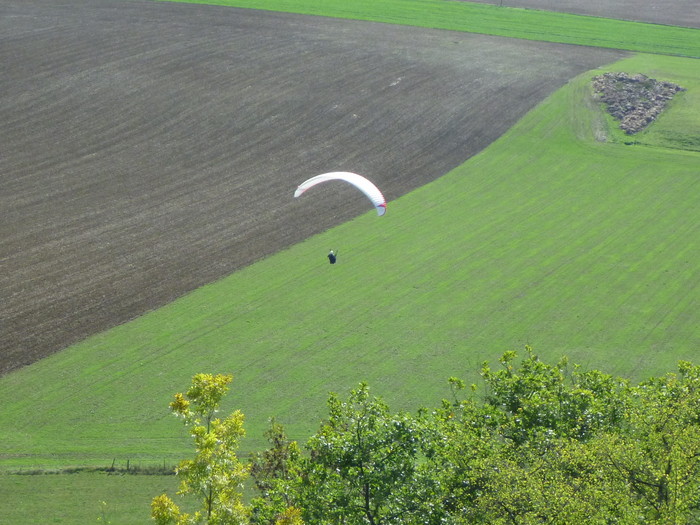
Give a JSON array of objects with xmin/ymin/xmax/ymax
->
[
  {"xmin": 151, "ymin": 373, "xmax": 250, "ymax": 525},
  {"xmin": 589, "ymin": 361, "xmax": 700, "ymax": 523},
  {"xmin": 249, "ymin": 419, "xmax": 304, "ymax": 524},
  {"xmin": 296, "ymin": 382, "xmax": 431, "ymax": 524},
  {"xmin": 440, "ymin": 351, "xmax": 700, "ymax": 524},
  {"xmin": 480, "ymin": 346, "xmax": 630, "ymax": 445},
  {"xmin": 154, "ymin": 354, "xmax": 700, "ymax": 524}
]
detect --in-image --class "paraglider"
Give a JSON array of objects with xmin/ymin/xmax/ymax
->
[{"xmin": 294, "ymin": 172, "xmax": 386, "ymax": 216}]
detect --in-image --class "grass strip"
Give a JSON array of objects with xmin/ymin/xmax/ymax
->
[{"xmin": 157, "ymin": 0, "xmax": 700, "ymax": 57}]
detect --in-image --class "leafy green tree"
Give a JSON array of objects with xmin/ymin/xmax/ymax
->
[
  {"xmin": 296, "ymin": 382, "xmax": 431, "ymax": 524},
  {"xmin": 588, "ymin": 361, "xmax": 700, "ymax": 523},
  {"xmin": 458, "ymin": 435, "xmax": 647, "ymax": 524},
  {"xmin": 249, "ymin": 419, "xmax": 304, "ymax": 524},
  {"xmin": 480, "ymin": 346, "xmax": 630, "ymax": 445},
  {"xmin": 441, "ymin": 351, "xmax": 700, "ymax": 524},
  {"xmin": 418, "ymin": 378, "xmax": 502, "ymax": 521},
  {"xmin": 154, "ymin": 354, "xmax": 700, "ymax": 525},
  {"xmin": 151, "ymin": 373, "xmax": 250, "ymax": 525}
]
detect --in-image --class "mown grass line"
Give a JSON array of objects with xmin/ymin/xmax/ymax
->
[
  {"xmin": 1, "ymin": 54, "xmax": 698, "ymax": 471},
  {"xmin": 157, "ymin": 0, "xmax": 700, "ymax": 57}
]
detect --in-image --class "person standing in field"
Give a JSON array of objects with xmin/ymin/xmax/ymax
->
[{"xmin": 328, "ymin": 250, "xmax": 337, "ymax": 264}]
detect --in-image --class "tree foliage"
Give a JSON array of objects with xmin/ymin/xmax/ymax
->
[
  {"xmin": 295, "ymin": 382, "xmax": 436, "ymax": 524},
  {"xmin": 249, "ymin": 420, "xmax": 303, "ymax": 524},
  {"xmin": 152, "ymin": 373, "xmax": 249, "ymax": 525},
  {"xmin": 154, "ymin": 353, "xmax": 700, "ymax": 524}
]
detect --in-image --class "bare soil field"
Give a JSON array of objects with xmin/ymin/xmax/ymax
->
[
  {"xmin": 470, "ymin": 0, "xmax": 700, "ymax": 29},
  {"xmin": 0, "ymin": 0, "xmax": 625, "ymax": 374}
]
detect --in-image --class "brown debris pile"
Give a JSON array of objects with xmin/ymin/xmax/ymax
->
[{"xmin": 592, "ymin": 72, "xmax": 684, "ymax": 135}]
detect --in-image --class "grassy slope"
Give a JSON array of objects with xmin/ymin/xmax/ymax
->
[
  {"xmin": 0, "ymin": 472, "xmax": 181, "ymax": 524},
  {"xmin": 159, "ymin": 0, "xmax": 700, "ymax": 57},
  {"xmin": 1, "ymin": 53, "xmax": 698, "ymax": 472}
]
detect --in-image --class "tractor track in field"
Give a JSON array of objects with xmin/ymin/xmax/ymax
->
[{"xmin": 0, "ymin": 0, "xmax": 626, "ymax": 374}]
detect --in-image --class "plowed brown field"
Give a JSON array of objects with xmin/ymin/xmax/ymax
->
[{"xmin": 1, "ymin": 0, "xmax": 626, "ymax": 374}]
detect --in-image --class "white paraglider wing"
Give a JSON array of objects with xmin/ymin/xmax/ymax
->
[{"xmin": 294, "ymin": 172, "xmax": 386, "ymax": 216}]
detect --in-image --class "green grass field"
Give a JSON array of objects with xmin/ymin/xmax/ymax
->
[
  {"xmin": 160, "ymin": 0, "xmax": 700, "ymax": 57},
  {"xmin": 0, "ymin": 472, "xmax": 181, "ymax": 524},
  {"xmin": 1, "ymin": 53, "xmax": 698, "ymax": 475}
]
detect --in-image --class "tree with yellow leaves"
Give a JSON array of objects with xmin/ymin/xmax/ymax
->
[{"xmin": 152, "ymin": 373, "xmax": 250, "ymax": 525}]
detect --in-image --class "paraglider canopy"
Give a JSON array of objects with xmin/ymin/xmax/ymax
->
[{"xmin": 294, "ymin": 172, "xmax": 386, "ymax": 216}]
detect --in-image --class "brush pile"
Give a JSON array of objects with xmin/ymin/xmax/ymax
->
[{"xmin": 592, "ymin": 72, "xmax": 684, "ymax": 134}]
